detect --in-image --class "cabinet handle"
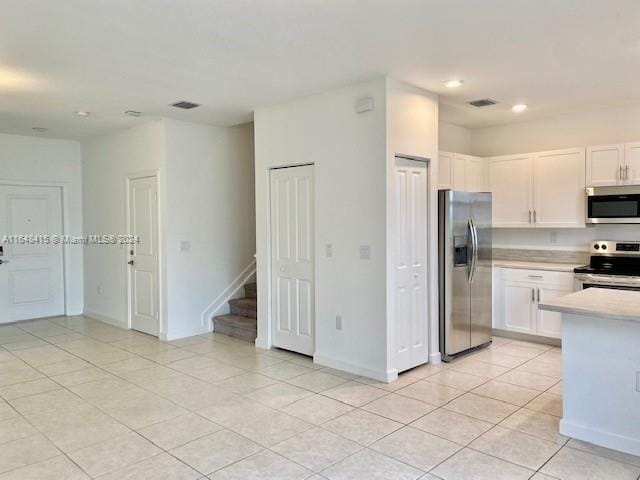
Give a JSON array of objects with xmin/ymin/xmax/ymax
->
[
  {"xmin": 528, "ymin": 274, "xmax": 543, "ymax": 279},
  {"xmin": 619, "ymin": 165, "xmax": 623, "ymax": 181},
  {"xmin": 536, "ymin": 288, "xmax": 540, "ymax": 302},
  {"xmin": 533, "ymin": 210, "xmax": 537, "ymax": 223},
  {"xmin": 531, "ymin": 288, "xmax": 535, "ymax": 302},
  {"xmin": 528, "ymin": 210, "xmax": 532, "ymax": 223}
]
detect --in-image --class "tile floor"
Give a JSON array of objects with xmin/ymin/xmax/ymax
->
[{"xmin": 0, "ymin": 316, "xmax": 639, "ymax": 479}]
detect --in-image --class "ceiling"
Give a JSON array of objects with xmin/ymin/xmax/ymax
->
[{"xmin": 1, "ymin": 0, "xmax": 639, "ymax": 139}]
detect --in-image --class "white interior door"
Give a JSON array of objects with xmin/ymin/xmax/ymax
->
[
  {"xmin": 393, "ymin": 158, "xmax": 428, "ymax": 373},
  {"xmin": 0, "ymin": 185, "xmax": 64, "ymax": 323},
  {"xmin": 270, "ymin": 165, "xmax": 315, "ymax": 355},
  {"xmin": 128, "ymin": 176, "xmax": 160, "ymax": 336}
]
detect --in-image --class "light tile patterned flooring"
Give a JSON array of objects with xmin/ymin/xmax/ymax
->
[{"xmin": 0, "ymin": 316, "xmax": 639, "ymax": 479}]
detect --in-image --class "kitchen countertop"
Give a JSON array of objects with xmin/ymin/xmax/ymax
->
[
  {"xmin": 492, "ymin": 259, "xmax": 582, "ymax": 272},
  {"xmin": 539, "ymin": 288, "xmax": 640, "ymax": 323}
]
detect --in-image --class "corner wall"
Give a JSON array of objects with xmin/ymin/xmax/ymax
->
[
  {"xmin": 0, "ymin": 133, "xmax": 84, "ymax": 315},
  {"xmin": 254, "ymin": 78, "xmax": 389, "ymax": 379}
]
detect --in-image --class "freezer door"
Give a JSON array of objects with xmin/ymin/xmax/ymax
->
[
  {"xmin": 439, "ymin": 190, "xmax": 472, "ymax": 357},
  {"xmin": 470, "ymin": 192, "xmax": 492, "ymax": 348}
]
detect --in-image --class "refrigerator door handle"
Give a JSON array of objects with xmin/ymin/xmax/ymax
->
[{"xmin": 468, "ymin": 218, "xmax": 478, "ymax": 283}]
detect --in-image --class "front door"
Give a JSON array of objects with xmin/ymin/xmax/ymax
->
[
  {"xmin": 394, "ymin": 158, "xmax": 428, "ymax": 372},
  {"xmin": 0, "ymin": 185, "xmax": 64, "ymax": 323},
  {"xmin": 128, "ymin": 176, "xmax": 160, "ymax": 336},
  {"xmin": 270, "ymin": 165, "xmax": 315, "ymax": 355}
]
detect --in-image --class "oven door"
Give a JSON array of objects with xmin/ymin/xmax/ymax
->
[
  {"xmin": 575, "ymin": 273, "xmax": 640, "ymax": 292},
  {"xmin": 586, "ymin": 186, "xmax": 640, "ymax": 224}
]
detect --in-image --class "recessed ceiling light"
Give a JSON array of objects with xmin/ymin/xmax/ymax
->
[
  {"xmin": 512, "ymin": 104, "xmax": 527, "ymax": 113},
  {"xmin": 444, "ymin": 79, "xmax": 464, "ymax": 88},
  {"xmin": 125, "ymin": 110, "xmax": 142, "ymax": 117},
  {"xmin": 74, "ymin": 111, "xmax": 90, "ymax": 117},
  {"xmin": 31, "ymin": 126, "xmax": 48, "ymax": 132}
]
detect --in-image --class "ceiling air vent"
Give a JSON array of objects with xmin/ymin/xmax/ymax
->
[
  {"xmin": 170, "ymin": 101, "xmax": 201, "ymax": 110},
  {"xmin": 468, "ymin": 98, "xmax": 499, "ymax": 108}
]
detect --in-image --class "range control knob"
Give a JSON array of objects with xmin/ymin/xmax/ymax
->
[
  {"xmin": 601, "ymin": 244, "xmax": 607, "ymax": 250},
  {"xmin": 594, "ymin": 244, "xmax": 600, "ymax": 250}
]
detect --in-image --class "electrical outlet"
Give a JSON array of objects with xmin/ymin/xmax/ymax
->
[
  {"xmin": 326, "ymin": 243, "xmax": 333, "ymax": 258},
  {"xmin": 550, "ymin": 232, "xmax": 558, "ymax": 244},
  {"xmin": 359, "ymin": 245, "xmax": 371, "ymax": 260},
  {"xmin": 97, "ymin": 285, "xmax": 103, "ymax": 295},
  {"xmin": 179, "ymin": 240, "xmax": 190, "ymax": 252},
  {"xmin": 335, "ymin": 315, "xmax": 342, "ymax": 330}
]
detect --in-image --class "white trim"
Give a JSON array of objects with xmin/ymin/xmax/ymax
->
[
  {"xmin": 125, "ymin": 171, "xmax": 162, "ymax": 337},
  {"xmin": 162, "ymin": 324, "xmax": 211, "ymax": 342},
  {"xmin": 0, "ymin": 179, "xmax": 73, "ymax": 316},
  {"xmin": 560, "ymin": 419, "xmax": 640, "ymax": 457},
  {"xmin": 201, "ymin": 258, "xmax": 257, "ymax": 329},
  {"xmin": 314, "ymin": 352, "xmax": 390, "ymax": 383},
  {"xmin": 428, "ymin": 351, "xmax": 442, "ymax": 364},
  {"xmin": 84, "ymin": 310, "xmax": 127, "ymax": 329}
]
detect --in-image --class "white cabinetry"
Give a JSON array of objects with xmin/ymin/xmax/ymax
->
[
  {"xmin": 438, "ymin": 152, "xmax": 487, "ymax": 192},
  {"xmin": 587, "ymin": 143, "xmax": 640, "ymax": 186},
  {"xmin": 490, "ymin": 148, "xmax": 585, "ymax": 228},
  {"xmin": 494, "ymin": 267, "xmax": 574, "ymax": 339}
]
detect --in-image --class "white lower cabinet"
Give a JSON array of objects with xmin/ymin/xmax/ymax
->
[{"xmin": 494, "ymin": 267, "xmax": 574, "ymax": 339}]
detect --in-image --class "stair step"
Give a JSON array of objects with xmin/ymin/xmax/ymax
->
[
  {"xmin": 244, "ymin": 282, "xmax": 257, "ymax": 299},
  {"xmin": 213, "ymin": 314, "xmax": 257, "ymax": 342},
  {"xmin": 229, "ymin": 297, "xmax": 257, "ymax": 318}
]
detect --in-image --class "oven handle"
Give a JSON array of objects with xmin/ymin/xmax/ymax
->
[{"xmin": 575, "ymin": 273, "xmax": 640, "ymax": 287}]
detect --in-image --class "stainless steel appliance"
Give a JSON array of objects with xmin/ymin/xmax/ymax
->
[
  {"xmin": 586, "ymin": 186, "xmax": 640, "ymax": 224},
  {"xmin": 438, "ymin": 190, "xmax": 492, "ymax": 361},
  {"xmin": 574, "ymin": 240, "xmax": 640, "ymax": 291}
]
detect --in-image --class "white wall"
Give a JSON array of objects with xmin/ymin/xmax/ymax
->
[
  {"xmin": 470, "ymin": 104, "xmax": 640, "ymax": 250},
  {"xmin": 81, "ymin": 120, "xmax": 167, "ymax": 328},
  {"xmin": 82, "ymin": 119, "xmax": 255, "ymax": 339},
  {"xmin": 0, "ymin": 133, "xmax": 84, "ymax": 315},
  {"xmin": 386, "ymin": 79, "xmax": 440, "ymax": 368},
  {"xmin": 254, "ymin": 77, "xmax": 389, "ymax": 380},
  {"xmin": 164, "ymin": 119, "xmax": 256, "ymax": 339},
  {"xmin": 439, "ymin": 121, "xmax": 472, "ymax": 154}
]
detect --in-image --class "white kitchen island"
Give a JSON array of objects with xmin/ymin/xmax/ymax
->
[{"xmin": 539, "ymin": 288, "xmax": 640, "ymax": 456}]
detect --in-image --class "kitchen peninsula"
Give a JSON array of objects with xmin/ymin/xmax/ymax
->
[{"xmin": 539, "ymin": 288, "xmax": 640, "ymax": 456}]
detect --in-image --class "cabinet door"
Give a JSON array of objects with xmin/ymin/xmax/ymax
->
[
  {"xmin": 624, "ymin": 143, "xmax": 640, "ymax": 185},
  {"xmin": 503, "ymin": 281, "xmax": 536, "ymax": 335},
  {"xmin": 466, "ymin": 156, "xmax": 485, "ymax": 192},
  {"xmin": 534, "ymin": 148, "xmax": 585, "ymax": 228},
  {"xmin": 453, "ymin": 154, "xmax": 467, "ymax": 190},
  {"xmin": 438, "ymin": 151, "xmax": 454, "ymax": 189},
  {"xmin": 489, "ymin": 154, "xmax": 533, "ymax": 227},
  {"xmin": 537, "ymin": 286, "xmax": 571, "ymax": 338},
  {"xmin": 586, "ymin": 144, "xmax": 623, "ymax": 186}
]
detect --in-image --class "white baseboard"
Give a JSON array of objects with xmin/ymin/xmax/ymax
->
[
  {"xmin": 201, "ymin": 259, "xmax": 256, "ymax": 329},
  {"xmin": 254, "ymin": 335, "xmax": 270, "ymax": 350},
  {"xmin": 560, "ymin": 419, "xmax": 640, "ymax": 457},
  {"xmin": 83, "ymin": 310, "xmax": 127, "ymax": 329},
  {"xmin": 429, "ymin": 351, "xmax": 442, "ymax": 364},
  {"xmin": 164, "ymin": 325, "xmax": 211, "ymax": 342},
  {"xmin": 313, "ymin": 352, "xmax": 389, "ymax": 382}
]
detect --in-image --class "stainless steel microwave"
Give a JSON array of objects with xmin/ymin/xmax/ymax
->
[{"xmin": 586, "ymin": 186, "xmax": 640, "ymax": 224}]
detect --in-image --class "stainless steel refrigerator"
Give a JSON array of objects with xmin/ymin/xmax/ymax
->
[{"xmin": 438, "ymin": 190, "xmax": 492, "ymax": 361}]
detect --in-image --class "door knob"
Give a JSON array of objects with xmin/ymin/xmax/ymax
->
[
  {"xmin": 127, "ymin": 260, "xmax": 134, "ymax": 266},
  {"xmin": 0, "ymin": 259, "xmax": 7, "ymax": 265}
]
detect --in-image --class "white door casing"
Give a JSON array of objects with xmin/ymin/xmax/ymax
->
[
  {"xmin": 0, "ymin": 185, "xmax": 64, "ymax": 323},
  {"xmin": 393, "ymin": 157, "xmax": 428, "ymax": 372},
  {"xmin": 128, "ymin": 176, "xmax": 160, "ymax": 336},
  {"xmin": 270, "ymin": 165, "xmax": 315, "ymax": 355}
]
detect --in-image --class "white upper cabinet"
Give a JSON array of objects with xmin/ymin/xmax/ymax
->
[
  {"xmin": 625, "ymin": 143, "xmax": 640, "ymax": 185},
  {"xmin": 452, "ymin": 154, "xmax": 468, "ymax": 190},
  {"xmin": 438, "ymin": 152, "xmax": 487, "ymax": 192},
  {"xmin": 489, "ymin": 153, "xmax": 533, "ymax": 227},
  {"xmin": 466, "ymin": 156, "xmax": 485, "ymax": 192},
  {"xmin": 586, "ymin": 144, "xmax": 624, "ymax": 186},
  {"xmin": 438, "ymin": 151, "xmax": 454, "ymax": 189},
  {"xmin": 534, "ymin": 148, "xmax": 585, "ymax": 228}
]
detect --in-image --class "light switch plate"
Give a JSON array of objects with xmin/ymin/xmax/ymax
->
[
  {"xmin": 336, "ymin": 315, "xmax": 342, "ymax": 330},
  {"xmin": 180, "ymin": 241, "xmax": 190, "ymax": 252},
  {"xmin": 359, "ymin": 245, "xmax": 371, "ymax": 260},
  {"xmin": 326, "ymin": 243, "xmax": 333, "ymax": 258}
]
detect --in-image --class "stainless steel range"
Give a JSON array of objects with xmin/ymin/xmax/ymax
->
[{"xmin": 574, "ymin": 240, "xmax": 640, "ymax": 291}]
